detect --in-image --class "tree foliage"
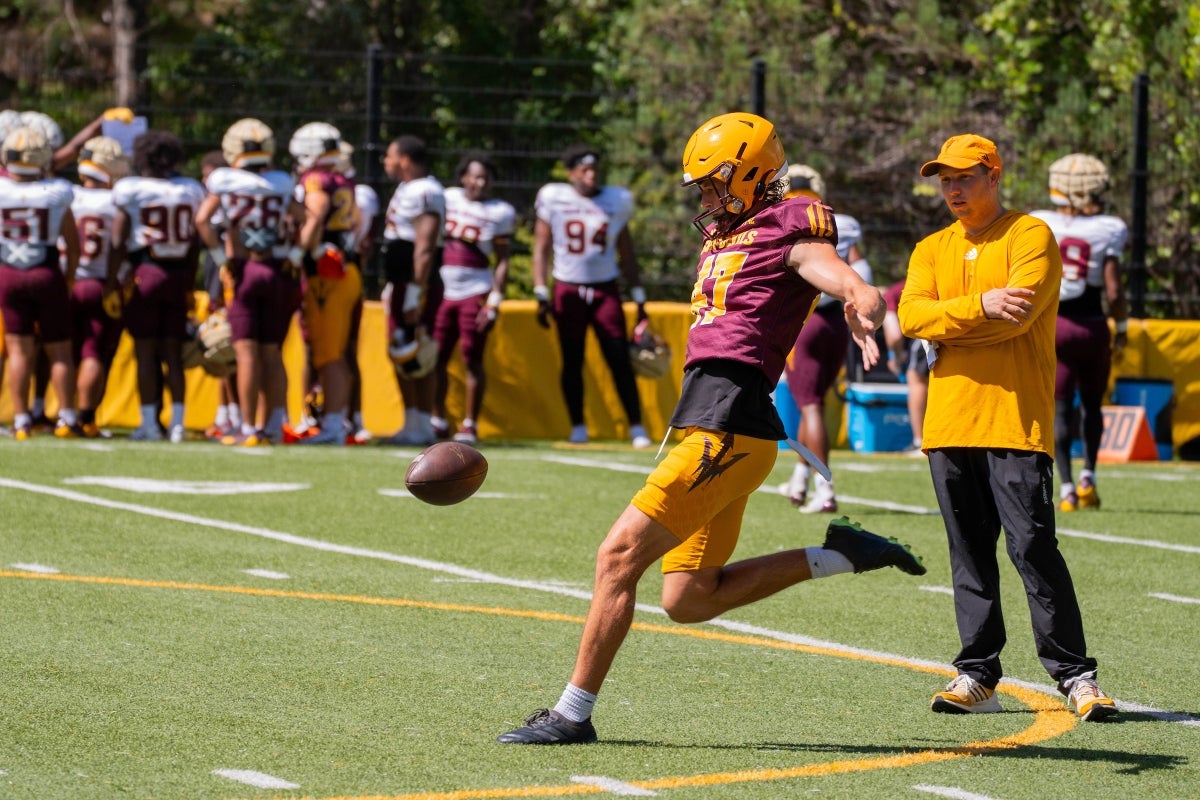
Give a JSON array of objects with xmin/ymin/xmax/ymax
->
[{"xmin": 1, "ymin": 0, "xmax": 1197, "ymax": 314}]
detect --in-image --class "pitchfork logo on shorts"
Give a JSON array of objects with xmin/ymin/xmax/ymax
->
[{"xmin": 689, "ymin": 434, "xmax": 747, "ymax": 491}]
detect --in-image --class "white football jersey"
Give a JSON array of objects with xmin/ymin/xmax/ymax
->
[
  {"xmin": 535, "ymin": 182, "xmax": 633, "ymax": 284},
  {"xmin": 112, "ymin": 175, "xmax": 205, "ymax": 261},
  {"xmin": 70, "ymin": 186, "xmax": 120, "ymax": 280},
  {"xmin": 1029, "ymin": 209, "xmax": 1128, "ymax": 301},
  {"xmin": 441, "ymin": 187, "xmax": 516, "ymax": 300},
  {"xmin": 383, "ymin": 175, "xmax": 445, "ymax": 244},
  {"xmin": 815, "ymin": 213, "xmax": 870, "ymax": 307},
  {"xmin": 353, "ymin": 183, "xmax": 379, "ymax": 250},
  {"xmin": 204, "ymin": 166, "xmax": 296, "ymax": 258},
  {"xmin": 0, "ymin": 175, "xmax": 75, "ymax": 269}
]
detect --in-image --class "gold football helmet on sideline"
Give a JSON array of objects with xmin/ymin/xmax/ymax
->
[
  {"xmin": 628, "ymin": 318, "xmax": 672, "ymax": 380},
  {"xmin": 18, "ymin": 110, "xmax": 63, "ymax": 150},
  {"xmin": 289, "ymin": 121, "xmax": 343, "ymax": 171},
  {"xmin": 388, "ymin": 326, "xmax": 438, "ymax": 379},
  {"xmin": 1049, "ymin": 153, "xmax": 1110, "ymax": 212},
  {"xmin": 78, "ymin": 136, "xmax": 127, "ymax": 185},
  {"xmin": 197, "ymin": 310, "xmax": 236, "ymax": 375},
  {"xmin": 681, "ymin": 112, "xmax": 787, "ymax": 234},
  {"xmin": 785, "ymin": 164, "xmax": 825, "ymax": 201},
  {"xmin": 222, "ymin": 118, "xmax": 276, "ymax": 169},
  {"xmin": 2, "ymin": 126, "xmax": 53, "ymax": 176}
]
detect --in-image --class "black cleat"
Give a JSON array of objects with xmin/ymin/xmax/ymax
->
[
  {"xmin": 496, "ymin": 708, "xmax": 598, "ymax": 744},
  {"xmin": 823, "ymin": 516, "xmax": 927, "ymax": 576}
]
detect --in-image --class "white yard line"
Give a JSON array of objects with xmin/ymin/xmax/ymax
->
[
  {"xmin": 1150, "ymin": 592, "xmax": 1200, "ymax": 605},
  {"xmin": 2, "ymin": 474, "xmax": 1197, "ymax": 728},
  {"xmin": 913, "ymin": 785, "xmax": 1001, "ymax": 800},
  {"xmin": 572, "ymin": 775, "xmax": 657, "ymax": 796},
  {"xmin": 211, "ymin": 769, "xmax": 300, "ymax": 789}
]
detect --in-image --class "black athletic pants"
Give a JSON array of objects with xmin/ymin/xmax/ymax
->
[{"xmin": 927, "ymin": 448, "xmax": 1098, "ymax": 690}]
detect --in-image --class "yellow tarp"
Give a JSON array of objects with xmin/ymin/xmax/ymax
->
[{"xmin": 4, "ymin": 300, "xmax": 1199, "ymax": 454}]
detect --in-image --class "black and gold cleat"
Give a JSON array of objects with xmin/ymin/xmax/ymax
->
[{"xmin": 823, "ymin": 516, "xmax": 927, "ymax": 576}]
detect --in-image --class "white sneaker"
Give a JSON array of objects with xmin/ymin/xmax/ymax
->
[
  {"xmin": 630, "ymin": 424, "xmax": 652, "ymax": 449},
  {"xmin": 799, "ymin": 494, "xmax": 838, "ymax": 514},
  {"xmin": 781, "ymin": 466, "xmax": 809, "ymax": 507},
  {"xmin": 568, "ymin": 424, "xmax": 589, "ymax": 444},
  {"xmin": 931, "ymin": 674, "xmax": 1003, "ymax": 714},
  {"xmin": 169, "ymin": 425, "xmax": 185, "ymax": 443}
]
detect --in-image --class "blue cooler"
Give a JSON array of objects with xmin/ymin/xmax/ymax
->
[
  {"xmin": 1113, "ymin": 377, "xmax": 1175, "ymax": 461},
  {"xmin": 845, "ymin": 382, "xmax": 911, "ymax": 453},
  {"xmin": 772, "ymin": 378, "xmax": 801, "ymax": 450}
]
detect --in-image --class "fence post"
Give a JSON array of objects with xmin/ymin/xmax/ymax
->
[
  {"xmin": 1129, "ymin": 72, "xmax": 1149, "ymax": 318},
  {"xmin": 365, "ymin": 44, "xmax": 384, "ymax": 186},
  {"xmin": 751, "ymin": 59, "xmax": 766, "ymax": 117}
]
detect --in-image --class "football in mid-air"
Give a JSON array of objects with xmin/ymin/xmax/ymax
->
[{"xmin": 404, "ymin": 441, "xmax": 488, "ymax": 505}]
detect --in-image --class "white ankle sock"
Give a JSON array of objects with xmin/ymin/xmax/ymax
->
[
  {"xmin": 553, "ymin": 683, "xmax": 596, "ymax": 722},
  {"xmin": 804, "ymin": 547, "xmax": 854, "ymax": 579}
]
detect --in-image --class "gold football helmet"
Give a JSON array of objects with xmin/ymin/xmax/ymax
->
[
  {"xmin": 222, "ymin": 118, "xmax": 276, "ymax": 169},
  {"xmin": 785, "ymin": 164, "xmax": 825, "ymax": 201},
  {"xmin": 681, "ymin": 112, "xmax": 787, "ymax": 235},
  {"xmin": 288, "ymin": 121, "xmax": 342, "ymax": 171},
  {"xmin": 1049, "ymin": 153, "xmax": 1110, "ymax": 212},
  {"xmin": 2, "ymin": 126, "xmax": 53, "ymax": 176},
  {"xmin": 78, "ymin": 136, "xmax": 127, "ymax": 185}
]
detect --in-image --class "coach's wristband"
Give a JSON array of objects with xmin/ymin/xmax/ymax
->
[
  {"xmin": 402, "ymin": 282, "xmax": 424, "ymax": 312},
  {"xmin": 486, "ymin": 290, "xmax": 504, "ymax": 308},
  {"xmin": 533, "ymin": 285, "xmax": 550, "ymax": 302},
  {"xmin": 1115, "ymin": 319, "xmax": 1128, "ymax": 333},
  {"xmin": 630, "ymin": 286, "xmax": 647, "ymax": 305}
]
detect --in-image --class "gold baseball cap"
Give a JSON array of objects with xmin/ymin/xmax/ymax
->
[{"xmin": 920, "ymin": 134, "xmax": 1001, "ymax": 177}]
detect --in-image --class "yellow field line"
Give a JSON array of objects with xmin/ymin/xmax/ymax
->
[{"xmin": 0, "ymin": 570, "xmax": 1077, "ymax": 800}]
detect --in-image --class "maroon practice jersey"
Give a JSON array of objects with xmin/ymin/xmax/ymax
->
[{"xmin": 685, "ymin": 196, "xmax": 832, "ymax": 383}]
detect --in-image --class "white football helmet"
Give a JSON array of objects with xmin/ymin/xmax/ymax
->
[
  {"xmin": 628, "ymin": 319, "xmax": 672, "ymax": 380},
  {"xmin": 1049, "ymin": 153, "xmax": 1110, "ymax": 211},
  {"xmin": 388, "ymin": 326, "xmax": 437, "ymax": 379},
  {"xmin": 18, "ymin": 110, "xmax": 63, "ymax": 149},
  {"xmin": 785, "ymin": 164, "xmax": 825, "ymax": 201},
  {"xmin": 336, "ymin": 140, "xmax": 356, "ymax": 176},
  {"xmin": 2, "ymin": 126, "xmax": 53, "ymax": 176},
  {"xmin": 289, "ymin": 121, "xmax": 342, "ymax": 171},
  {"xmin": 222, "ymin": 118, "xmax": 276, "ymax": 169},
  {"xmin": 0, "ymin": 110, "xmax": 22, "ymax": 143},
  {"xmin": 78, "ymin": 136, "xmax": 127, "ymax": 184}
]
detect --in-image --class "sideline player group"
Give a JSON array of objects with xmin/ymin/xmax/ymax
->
[{"xmin": 0, "ymin": 111, "xmax": 660, "ymax": 448}]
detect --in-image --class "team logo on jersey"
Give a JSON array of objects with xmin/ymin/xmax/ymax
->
[{"xmin": 689, "ymin": 434, "xmax": 747, "ymax": 491}]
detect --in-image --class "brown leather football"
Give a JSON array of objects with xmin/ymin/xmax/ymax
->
[{"xmin": 404, "ymin": 441, "xmax": 488, "ymax": 505}]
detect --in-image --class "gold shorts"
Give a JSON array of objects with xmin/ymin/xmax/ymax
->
[
  {"xmin": 303, "ymin": 263, "xmax": 363, "ymax": 369},
  {"xmin": 631, "ymin": 427, "xmax": 778, "ymax": 574}
]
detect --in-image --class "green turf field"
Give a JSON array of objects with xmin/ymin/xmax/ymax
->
[{"xmin": 1, "ymin": 436, "xmax": 1197, "ymax": 800}]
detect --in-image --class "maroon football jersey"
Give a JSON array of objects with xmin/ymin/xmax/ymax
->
[{"xmin": 685, "ymin": 196, "xmax": 832, "ymax": 382}]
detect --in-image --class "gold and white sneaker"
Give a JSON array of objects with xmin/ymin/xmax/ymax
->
[
  {"xmin": 1064, "ymin": 674, "xmax": 1117, "ymax": 721},
  {"xmin": 931, "ymin": 674, "xmax": 1003, "ymax": 714}
]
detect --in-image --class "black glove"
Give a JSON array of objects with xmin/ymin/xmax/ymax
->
[{"xmin": 536, "ymin": 298, "xmax": 554, "ymax": 329}]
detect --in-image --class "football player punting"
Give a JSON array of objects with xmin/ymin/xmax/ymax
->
[
  {"xmin": 779, "ymin": 164, "xmax": 874, "ymax": 513},
  {"xmin": 1030, "ymin": 154, "xmax": 1129, "ymax": 512},
  {"xmin": 379, "ymin": 135, "xmax": 445, "ymax": 446},
  {"xmin": 195, "ymin": 118, "xmax": 303, "ymax": 446},
  {"xmin": 286, "ymin": 121, "xmax": 363, "ymax": 445},
  {"xmin": 531, "ymin": 145, "xmax": 651, "ymax": 448},
  {"xmin": 499, "ymin": 112, "xmax": 923, "ymax": 745},
  {"xmin": 431, "ymin": 151, "xmax": 516, "ymax": 445},
  {"xmin": 111, "ymin": 130, "xmax": 205, "ymax": 442},
  {"xmin": 0, "ymin": 126, "xmax": 82, "ymax": 439},
  {"xmin": 69, "ymin": 136, "xmax": 129, "ymax": 437}
]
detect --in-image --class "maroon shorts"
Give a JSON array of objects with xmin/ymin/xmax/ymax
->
[
  {"xmin": 0, "ymin": 263, "xmax": 72, "ymax": 341},
  {"xmin": 785, "ymin": 302, "xmax": 850, "ymax": 407},
  {"xmin": 552, "ymin": 280, "xmax": 627, "ymax": 342},
  {"xmin": 433, "ymin": 292, "xmax": 490, "ymax": 363},
  {"xmin": 124, "ymin": 261, "xmax": 193, "ymax": 340},
  {"xmin": 70, "ymin": 277, "xmax": 123, "ymax": 365},
  {"xmin": 1055, "ymin": 315, "xmax": 1112, "ymax": 402},
  {"xmin": 227, "ymin": 258, "xmax": 292, "ymax": 345}
]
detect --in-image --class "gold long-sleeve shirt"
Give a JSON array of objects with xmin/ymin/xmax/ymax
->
[{"xmin": 898, "ymin": 210, "xmax": 1062, "ymax": 456}]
